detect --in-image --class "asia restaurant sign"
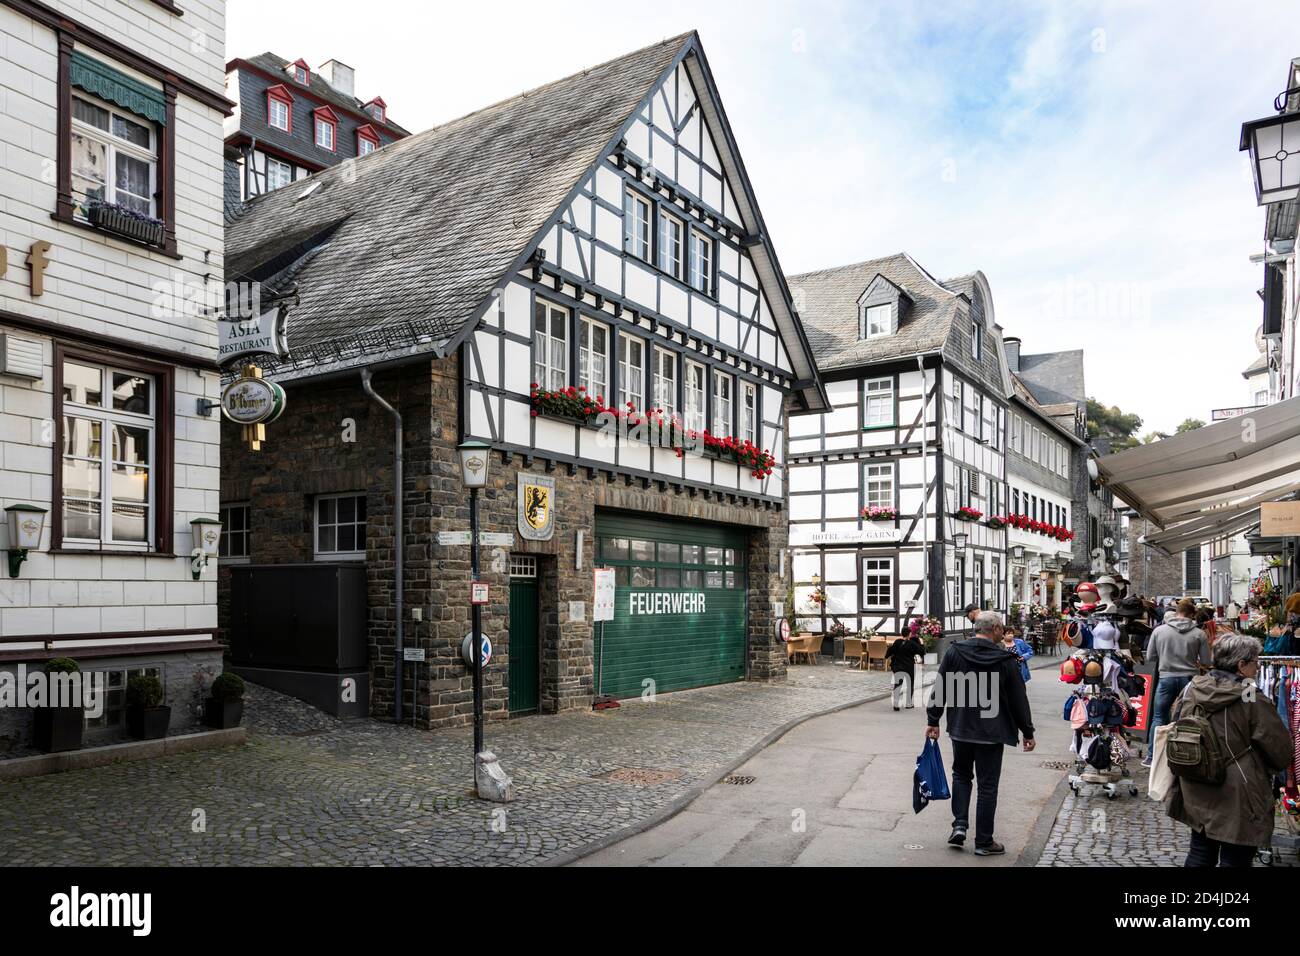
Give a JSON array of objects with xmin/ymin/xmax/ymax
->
[{"xmin": 218, "ymin": 308, "xmax": 289, "ymax": 365}]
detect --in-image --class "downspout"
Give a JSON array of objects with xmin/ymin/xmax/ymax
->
[{"xmin": 360, "ymin": 368, "xmax": 404, "ymax": 723}]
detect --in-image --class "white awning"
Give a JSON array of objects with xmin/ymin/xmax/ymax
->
[
  {"xmin": 1138, "ymin": 478, "xmax": 1300, "ymax": 553},
  {"xmin": 1093, "ymin": 395, "xmax": 1300, "ymax": 527}
]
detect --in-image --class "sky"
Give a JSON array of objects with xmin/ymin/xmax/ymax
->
[{"xmin": 228, "ymin": 0, "xmax": 1300, "ymax": 435}]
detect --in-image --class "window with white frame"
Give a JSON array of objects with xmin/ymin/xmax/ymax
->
[
  {"xmin": 653, "ymin": 348, "xmax": 677, "ymax": 417},
  {"xmin": 293, "ymin": 65, "xmax": 307, "ymax": 84},
  {"xmin": 71, "ymin": 94, "xmax": 156, "ymax": 219},
  {"xmin": 953, "ymin": 379, "xmax": 965, "ymax": 433},
  {"xmin": 618, "ymin": 335, "xmax": 645, "ymax": 410},
  {"xmin": 971, "ymin": 319, "xmax": 982, "ymax": 360},
  {"xmin": 953, "ymin": 554, "xmax": 966, "ymax": 608},
  {"xmin": 315, "ymin": 115, "xmax": 335, "ymax": 150},
  {"xmin": 358, "ymin": 136, "xmax": 377, "ymax": 156},
  {"xmin": 862, "ymin": 304, "xmax": 891, "ymax": 339},
  {"xmin": 688, "ymin": 228, "xmax": 713, "ymax": 293},
  {"xmin": 84, "ymin": 665, "xmax": 162, "ymax": 731},
  {"xmin": 266, "ymin": 158, "xmax": 292, "ymax": 191},
  {"xmin": 532, "ymin": 298, "xmax": 569, "ymax": 391},
  {"xmin": 268, "ymin": 96, "xmax": 290, "ymax": 131},
  {"xmin": 862, "ymin": 556, "xmax": 894, "ymax": 609},
  {"xmin": 219, "ymin": 503, "xmax": 250, "ymax": 559},
  {"xmin": 741, "ymin": 382, "xmax": 757, "ymax": 445},
  {"xmin": 973, "ymin": 557, "xmax": 984, "ymax": 608},
  {"xmin": 578, "ymin": 316, "xmax": 610, "ymax": 401},
  {"xmin": 623, "ymin": 189, "xmax": 651, "ymax": 262},
  {"xmin": 60, "ymin": 359, "xmax": 155, "ymax": 547},
  {"xmin": 315, "ymin": 493, "xmax": 366, "ymax": 560},
  {"xmin": 863, "ymin": 377, "xmax": 894, "ymax": 428},
  {"xmin": 658, "ymin": 209, "xmax": 685, "ymax": 279},
  {"xmin": 684, "ymin": 360, "xmax": 707, "ymax": 433},
  {"xmin": 864, "ymin": 463, "xmax": 894, "ymax": 510},
  {"xmin": 712, "ymin": 371, "xmax": 733, "ymax": 437}
]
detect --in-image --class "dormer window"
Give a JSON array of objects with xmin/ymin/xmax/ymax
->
[
  {"xmin": 862, "ymin": 304, "xmax": 891, "ymax": 339},
  {"xmin": 289, "ymin": 59, "xmax": 311, "ymax": 85},
  {"xmin": 365, "ymin": 98, "xmax": 387, "ymax": 123},
  {"xmin": 356, "ymin": 124, "xmax": 380, "ymax": 157},
  {"xmin": 295, "ymin": 66, "xmax": 307, "ymax": 83},
  {"xmin": 266, "ymin": 85, "xmax": 294, "ymax": 133},
  {"xmin": 312, "ymin": 106, "xmax": 339, "ymax": 151}
]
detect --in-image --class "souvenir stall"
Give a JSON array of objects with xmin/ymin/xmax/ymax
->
[
  {"xmin": 1058, "ymin": 577, "xmax": 1149, "ymax": 800},
  {"xmin": 1259, "ymin": 654, "xmax": 1300, "ymax": 859}
]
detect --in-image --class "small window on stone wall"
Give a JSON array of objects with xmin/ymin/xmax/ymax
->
[{"xmin": 314, "ymin": 492, "xmax": 366, "ymax": 561}]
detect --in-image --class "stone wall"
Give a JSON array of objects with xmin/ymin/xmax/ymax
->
[
  {"xmin": 220, "ymin": 353, "xmax": 789, "ymax": 730},
  {"xmin": 1125, "ymin": 515, "xmax": 1188, "ymax": 598}
]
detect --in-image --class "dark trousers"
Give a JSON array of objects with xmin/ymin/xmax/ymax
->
[
  {"xmin": 950, "ymin": 740, "xmax": 1004, "ymax": 847},
  {"xmin": 1185, "ymin": 829, "xmax": 1256, "ymax": 868}
]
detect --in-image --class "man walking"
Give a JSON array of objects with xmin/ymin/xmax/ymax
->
[
  {"xmin": 886, "ymin": 633, "xmax": 926, "ymax": 710},
  {"xmin": 926, "ymin": 611, "xmax": 1036, "ymax": 857},
  {"xmin": 1143, "ymin": 597, "xmax": 1211, "ymax": 765}
]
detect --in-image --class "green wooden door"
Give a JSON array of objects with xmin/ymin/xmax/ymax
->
[
  {"xmin": 594, "ymin": 513, "xmax": 747, "ymax": 699},
  {"xmin": 508, "ymin": 576, "xmax": 539, "ymax": 715}
]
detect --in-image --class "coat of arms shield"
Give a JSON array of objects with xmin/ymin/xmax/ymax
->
[{"xmin": 518, "ymin": 472, "xmax": 556, "ymax": 541}]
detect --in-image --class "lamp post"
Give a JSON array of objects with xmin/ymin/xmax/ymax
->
[{"xmin": 457, "ymin": 441, "xmax": 490, "ymax": 760}]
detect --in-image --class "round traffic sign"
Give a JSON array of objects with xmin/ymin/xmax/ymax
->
[
  {"xmin": 778, "ymin": 619, "xmax": 791, "ymax": 642},
  {"xmin": 461, "ymin": 633, "xmax": 492, "ymax": 666}
]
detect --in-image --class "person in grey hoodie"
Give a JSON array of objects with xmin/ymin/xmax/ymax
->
[{"xmin": 1144, "ymin": 597, "xmax": 1211, "ymax": 764}]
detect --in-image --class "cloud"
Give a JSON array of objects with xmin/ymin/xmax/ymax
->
[{"xmin": 227, "ymin": 0, "xmax": 1289, "ymax": 431}]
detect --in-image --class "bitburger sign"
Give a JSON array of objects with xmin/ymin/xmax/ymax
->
[{"xmin": 221, "ymin": 376, "xmax": 285, "ymax": 425}]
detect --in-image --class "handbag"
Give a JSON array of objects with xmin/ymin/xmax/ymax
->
[
  {"xmin": 912, "ymin": 738, "xmax": 951, "ymax": 813},
  {"xmin": 1147, "ymin": 724, "xmax": 1176, "ymax": 801}
]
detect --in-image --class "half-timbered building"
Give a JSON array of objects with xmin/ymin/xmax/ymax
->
[
  {"xmin": 785, "ymin": 255, "xmax": 1012, "ymax": 645},
  {"xmin": 219, "ymin": 32, "xmax": 825, "ymax": 726}
]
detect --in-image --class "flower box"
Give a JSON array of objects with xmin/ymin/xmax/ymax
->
[
  {"xmin": 87, "ymin": 202, "xmax": 165, "ymax": 247},
  {"xmin": 985, "ymin": 515, "xmax": 1007, "ymax": 529},
  {"xmin": 862, "ymin": 506, "xmax": 898, "ymax": 521},
  {"xmin": 954, "ymin": 507, "xmax": 983, "ymax": 521}
]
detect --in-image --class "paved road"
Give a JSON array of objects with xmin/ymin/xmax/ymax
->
[{"xmin": 578, "ymin": 659, "xmax": 1069, "ymax": 866}]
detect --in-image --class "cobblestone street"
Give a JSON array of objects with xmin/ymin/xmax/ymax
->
[
  {"xmin": 0, "ymin": 666, "xmax": 891, "ymax": 866},
  {"xmin": 1036, "ymin": 750, "xmax": 1300, "ymax": 868}
]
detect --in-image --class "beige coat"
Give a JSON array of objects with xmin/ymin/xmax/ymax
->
[{"xmin": 1164, "ymin": 672, "xmax": 1293, "ymax": 847}]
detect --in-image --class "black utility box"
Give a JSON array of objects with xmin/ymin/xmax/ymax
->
[{"xmin": 229, "ymin": 564, "xmax": 367, "ymax": 670}]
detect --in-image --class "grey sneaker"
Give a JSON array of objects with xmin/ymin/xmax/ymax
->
[{"xmin": 947, "ymin": 826, "xmax": 967, "ymax": 847}]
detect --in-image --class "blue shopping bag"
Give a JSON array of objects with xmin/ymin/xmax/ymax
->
[{"xmin": 913, "ymin": 738, "xmax": 951, "ymax": 813}]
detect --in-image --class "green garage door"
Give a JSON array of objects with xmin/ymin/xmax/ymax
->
[{"xmin": 594, "ymin": 512, "xmax": 748, "ymax": 700}]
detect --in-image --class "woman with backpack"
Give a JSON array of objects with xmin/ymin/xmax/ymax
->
[{"xmin": 1163, "ymin": 635, "xmax": 1292, "ymax": 867}]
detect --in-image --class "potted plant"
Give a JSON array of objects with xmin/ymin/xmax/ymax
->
[
  {"xmin": 954, "ymin": 506, "xmax": 983, "ymax": 522},
  {"xmin": 85, "ymin": 199, "xmax": 166, "ymax": 246},
  {"xmin": 32, "ymin": 657, "xmax": 84, "ymax": 753},
  {"xmin": 861, "ymin": 505, "xmax": 898, "ymax": 521},
  {"xmin": 985, "ymin": 514, "xmax": 1007, "ymax": 529},
  {"xmin": 125, "ymin": 674, "xmax": 170, "ymax": 740},
  {"xmin": 204, "ymin": 672, "xmax": 246, "ymax": 729}
]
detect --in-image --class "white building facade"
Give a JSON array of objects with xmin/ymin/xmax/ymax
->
[
  {"xmin": 786, "ymin": 257, "xmax": 1014, "ymax": 642},
  {"xmin": 0, "ymin": 0, "xmax": 229, "ymax": 747}
]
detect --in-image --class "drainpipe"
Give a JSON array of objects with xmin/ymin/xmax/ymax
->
[{"xmin": 360, "ymin": 368, "xmax": 404, "ymax": 723}]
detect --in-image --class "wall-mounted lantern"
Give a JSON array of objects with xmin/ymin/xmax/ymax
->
[
  {"xmin": 5, "ymin": 504, "xmax": 46, "ymax": 577},
  {"xmin": 190, "ymin": 517, "xmax": 222, "ymax": 580}
]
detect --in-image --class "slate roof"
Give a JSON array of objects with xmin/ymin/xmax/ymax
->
[
  {"xmin": 1015, "ymin": 349, "xmax": 1085, "ymax": 406},
  {"xmin": 239, "ymin": 53, "xmax": 411, "ymax": 136},
  {"xmin": 786, "ymin": 253, "xmax": 966, "ymax": 372},
  {"xmin": 225, "ymin": 33, "xmax": 693, "ymax": 377}
]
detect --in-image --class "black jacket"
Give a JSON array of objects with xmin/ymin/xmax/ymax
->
[
  {"xmin": 886, "ymin": 637, "xmax": 925, "ymax": 673},
  {"xmin": 926, "ymin": 638, "xmax": 1035, "ymax": 746}
]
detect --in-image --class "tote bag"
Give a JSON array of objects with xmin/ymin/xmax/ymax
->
[
  {"xmin": 913, "ymin": 738, "xmax": 951, "ymax": 813},
  {"xmin": 1147, "ymin": 724, "xmax": 1176, "ymax": 801}
]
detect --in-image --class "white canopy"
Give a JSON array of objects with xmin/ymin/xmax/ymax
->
[
  {"xmin": 1094, "ymin": 395, "xmax": 1300, "ymax": 529},
  {"xmin": 1138, "ymin": 478, "xmax": 1300, "ymax": 554}
]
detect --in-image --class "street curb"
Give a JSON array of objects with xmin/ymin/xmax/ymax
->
[
  {"xmin": 0, "ymin": 727, "xmax": 248, "ymax": 782},
  {"xmin": 1017, "ymin": 773, "xmax": 1073, "ymax": 867},
  {"xmin": 543, "ymin": 686, "xmax": 896, "ymax": 867}
]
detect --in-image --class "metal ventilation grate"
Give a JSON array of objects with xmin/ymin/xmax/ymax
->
[{"xmin": 722, "ymin": 774, "xmax": 756, "ymax": 786}]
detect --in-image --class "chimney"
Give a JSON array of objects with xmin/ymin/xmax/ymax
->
[
  {"xmin": 318, "ymin": 59, "xmax": 355, "ymax": 98},
  {"xmin": 1003, "ymin": 336, "xmax": 1021, "ymax": 372}
]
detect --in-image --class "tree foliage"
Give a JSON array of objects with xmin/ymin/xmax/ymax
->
[
  {"xmin": 1175, "ymin": 418, "xmax": 1205, "ymax": 434},
  {"xmin": 1086, "ymin": 398, "xmax": 1142, "ymax": 450}
]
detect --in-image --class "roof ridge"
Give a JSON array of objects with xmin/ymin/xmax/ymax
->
[
  {"xmin": 408, "ymin": 32, "xmax": 694, "ymax": 142},
  {"xmin": 789, "ymin": 252, "xmax": 959, "ymax": 298}
]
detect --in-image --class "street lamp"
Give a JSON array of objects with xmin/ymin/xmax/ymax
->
[
  {"xmin": 1241, "ymin": 109, "xmax": 1300, "ymax": 205},
  {"xmin": 457, "ymin": 440, "xmax": 491, "ymax": 760},
  {"xmin": 953, "ymin": 531, "xmax": 968, "ymax": 551},
  {"xmin": 1011, "ymin": 545, "xmax": 1025, "ymax": 561},
  {"xmin": 189, "ymin": 516, "xmax": 222, "ymax": 580}
]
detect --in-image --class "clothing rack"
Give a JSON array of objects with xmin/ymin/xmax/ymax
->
[
  {"xmin": 1258, "ymin": 657, "xmax": 1300, "ymax": 853},
  {"xmin": 1065, "ymin": 682, "xmax": 1140, "ymax": 800}
]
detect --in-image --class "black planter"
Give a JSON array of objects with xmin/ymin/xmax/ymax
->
[
  {"xmin": 203, "ymin": 698, "xmax": 244, "ymax": 730},
  {"xmin": 88, "ymin": 204, "xmax": 165, "ymax": 247},
  {"xmin": 32, "ymin": 706, "xmax": 84, "ymax": 753},
  {"xmin": 126, "ymin": 705, "xmax": 171, "ymax": 740}
]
